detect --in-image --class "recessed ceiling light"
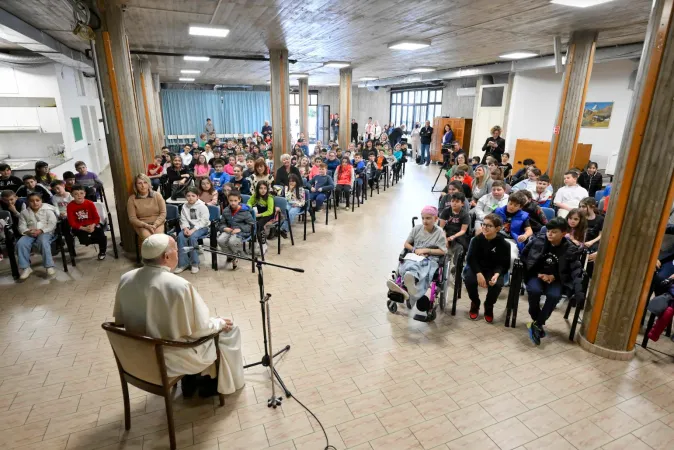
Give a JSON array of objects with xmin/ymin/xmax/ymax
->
[
  {"xmin": 290, "ymin": 73, "xmax": 309, "ymax": 78},
  {"xmin": 499, "ymin": 51, "xmax": 539, "ymax": 60},
  {"xmin": 388, "ymin": 40, "xmax": 431, "ymax": 51},
  {"xmin": 189, "ymin": 26, "xmax": 230, "ymax": 37},
  {"xmin": 410, "ymin": 67, "xmax": 436, "ymax": 73},
  {"xmin": 359, "ymin": 77, "xmax": 377, "ymax": 81},
  {"xmin": 550, "ymin": 0, "xmax": 615, "ymax": 7},
  {"xmin": 180, "ymin": 69, "xmax": 201, "ymax": 74},
  {"xmin": 184, "ymin": 55, "xmax": 210, "ymax": 62},
  {"xmin": 179, "ymin": 77, "xmax": 195, "ymax": 82},
  {"xmin": 323, "ymin": 61, "xmax": 351, "ymax": 68}
]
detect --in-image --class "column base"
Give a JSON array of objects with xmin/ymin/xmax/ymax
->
[{"xmin": 577, "ymin": 334, "xmax": 635, "ymax": 361}]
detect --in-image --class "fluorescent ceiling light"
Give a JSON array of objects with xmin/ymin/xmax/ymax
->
[
  {"xmin": 499, "ymin": 51, "xmax": 539, "ymax": 60},
  {"xmin": 179, "ymin": 77, "xmax": 195, "ymax": 82},
  {"xmin": 410, "ymin": 67, "xmax": 436, "ymax": 73},
  {"xmin": 550, "ymin": 0, "xmax": 615, "ymax": 7},
  {"xmin": 180, "ymin": 69, "xmax": 201, "ymax": 74},
  {"xmin": 388, "ymin": 40, "xmax": 431, "ymax": 51},
  {"xmin": 290, "ymin": 73, "xmax": 309, "ymax": 78},
  {"xmin": 184, "ymin": 55, "xmax": 210, "ymax": 62},
  {"xmin": 323, "ymin": 61, "xmax": 351, "ymax": 68},
  {"xmin": 359, "ymin": 77, "xmax": 377, "ymax": 81},
  {"xmin": 189, "ymin": 26, "xmax": 230, "ymax": 37}
]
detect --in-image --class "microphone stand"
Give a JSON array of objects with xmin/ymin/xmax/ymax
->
[{"xmin": 192, "ymin": 245, "xmax": 303, "ymax": 408}]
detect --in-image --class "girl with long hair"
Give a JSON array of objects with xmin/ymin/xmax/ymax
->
[{"xmin": 566, "ymin": 208, "xmax": 588, "ymax": 247}]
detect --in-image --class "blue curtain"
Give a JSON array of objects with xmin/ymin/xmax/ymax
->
[{"xmin": 160, "ymin": 90, "xmax": 271, "ymax": 136}]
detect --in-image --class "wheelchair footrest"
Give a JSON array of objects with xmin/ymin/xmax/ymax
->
[{"xmin": 388, "ymin": 291, "xmax": 405, "ymax": 303}]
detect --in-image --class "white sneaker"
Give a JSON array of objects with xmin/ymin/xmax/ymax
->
[
  {"xmin": 19, "ymin": 267, "xmax": 33, "ymax": 280},
  {"xmin": 262, "ymin": 243, "xmax": 268, "ymax": 255},
  {"xmin": 344, "ymin": 205, "xmax": 349, "ymax": 210},
  {"xmin": 190, "ymin": 266, "xmax": 199, "ymax": 274},
  {"xmin": 404, "ymin": 272, "xmax": 419, "ymax": 298},
  {"xmin": 174, "ymin": 266, "xmax": 187, "ymax": 274},
  {"xmin": 46, "ymin": 267, "xmax": 56, "ymax": 276},
  {"xmin": 387, "ymin": 279, "xmax": 409, "ymax": 300}
]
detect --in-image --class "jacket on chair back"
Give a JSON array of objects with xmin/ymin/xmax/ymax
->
[
  {"xmin": 494, "ymin": 206, "xmax": 529, "ymax": 250},
  {"xmin": 521, "ymin": 233, "xmax": 585, "ymax": 301}
]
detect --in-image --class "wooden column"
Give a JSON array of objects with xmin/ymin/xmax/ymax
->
[
  {"xmin": 579, "ymin": 0, "xmax": 674, "ymax": 357},
  {"xmin": 298, "ymin": 78, "xmax": 309, "ymax": 139},
  {"xmin": 151, "ymin": 73, "xmax": 165, "ymax": 147},
  {"xmin": 131, "ymin": 57, "xmax": 152, "ymax": 165},
  {"xmin": 548, "ymin": 30, "xmax": 597, "ymax": 189},
  {"xmin": 269, "ymin": 49, "xmax": 291, "ymax": 171},
  {"xmin": 338, "ymin": 68, "xmax": 352, "ymax": 146},
  {"xmin": 92, "ymin": 0, "xmax": 146, "ymax": 254}
]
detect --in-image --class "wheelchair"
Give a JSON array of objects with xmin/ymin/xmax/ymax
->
[{"xmin": 386, "ymin": 217, "xmax": 449, "ymax": 322}]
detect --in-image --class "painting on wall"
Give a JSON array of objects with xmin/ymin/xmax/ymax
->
[{"xmin": 581, "ymin": 102, "xmax": 613, "ymax": 128}]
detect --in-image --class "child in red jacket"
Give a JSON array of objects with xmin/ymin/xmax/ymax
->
[{"xmin": 66, "ymin": 185, "xmax": 108, "ymax": 260}]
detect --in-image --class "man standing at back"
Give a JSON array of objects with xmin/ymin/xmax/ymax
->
[
  {"xmin": 205, "ymin": 118, "xmax": 215, "ymax": 135},
  {"xmin": 351, "ymin": 119, "xmax": 358, "ymax": 143},
  {"xmin": 113, "ymin": 234, "xmax": 245, "ymax": 397},
  {"xmin": 419, "ymin": 120, "xmax": 434, "ymax": 166},
  {"xmin": 331, "ymin": 113, "xmax": 340, "ymax": 143}
]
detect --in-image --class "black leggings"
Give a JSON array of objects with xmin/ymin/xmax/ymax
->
[
  {"xmin": 72, "ymin": 225, "xmax": 108, "ymax": 254},
  {"xmin": 256, "ymin": 215, "xmax": 274, "ymax": 244}
]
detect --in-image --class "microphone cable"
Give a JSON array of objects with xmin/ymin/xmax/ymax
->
[{"xmin": 286, "ymin": 391, "xmax": 337, "ymax": 450}]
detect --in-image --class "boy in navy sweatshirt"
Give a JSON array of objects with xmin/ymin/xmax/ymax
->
[{"xmin": 309, "ymin": 163, "xmax": 334, "ymax": 211}]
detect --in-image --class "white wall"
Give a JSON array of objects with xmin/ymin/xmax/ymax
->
[
  {"xmin": 315, "ymin": 86, "xmax": 390, "ymax": 129},
  {"xmin": 441, "ymin": 78, "xmax": 478, "ymax": 118},
  {"xmin": 505, "ymin": 59, "xmax": 637, "ymax": 169}
]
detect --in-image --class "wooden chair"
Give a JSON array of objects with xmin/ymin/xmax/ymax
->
[{"xmin": 102, "ymin": 322, "xmax": 225, "ymax": 450}]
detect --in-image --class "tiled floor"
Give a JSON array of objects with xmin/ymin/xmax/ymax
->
[{"xmin": 0, "ymin": 163, "xmax": 673, "ymax": 450}]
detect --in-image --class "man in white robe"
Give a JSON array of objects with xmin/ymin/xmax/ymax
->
[{"xmin": 113, "ymin": 234, "xmax": 245, "ymax": 396}]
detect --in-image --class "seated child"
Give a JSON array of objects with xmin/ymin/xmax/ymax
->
[
  {"xmin": 522, "ymin": 217, "xmax": 584, "ymax": 345},
  {"xmin": 499, "ymin": 153, "xmax": 512, "ymax": 179},
  {"xmin": 174, "ymin": 187, "xmax": 210, "ymax": 274},
  {"xmin": 309, "ymin": 164, "xmax": 334, "ymax": 211},
  {"xmin": 224, "ymin": 156, "xmax": 236, "ymax": 176},
  {"xmin": 578, "ymin": 161, "xmax": 603, "ymax": 198},
  {"xmin": 198, "ymin": 177, "xmax": 218, "ymax": 206},
  {"xmin": 74, "ymin": 161, "xmax": 102, "ymax": 201},
  {"xmin": 17, "ymin": 192, "xmax": 57, "ymax": 279},
  {"xmin": 231, "ymin": 165, "xmax": 251, "ymax": 195},
  {"xmin": 565, "ymin": 208, "xmax": 587, "ymax": 248},
  {"xmin": 439, "ymin": 192, "xmax": 470, "ymax": 255},
  {"xmin": 242, "ymin": 156, "xmax": 255, "ymax": 178},
  {"xmin": 450, "ymin": 170, "xmax": 473, "ymax": 200},
  {"xmin": 309, "ymin": 157, "xmax": 322, "ymax": 180},
  {"xmin": 463, "ymin": 213, "xmax": 511, "ymax": 322},
  {"xmin": 67, "ymin": 185, "xmax": 108, "ymax": 260},
  {"xmin": 439, "ymin": 180, "xmax": 470, "ymax": 216},
  {"xmin": 386, "ymin": 205, "xmax": 447, "ymax": 308},
  {"xmin": 521, "ymin": 190, "xmax": 548, "ymax": 234},
  {"xmin": 50, "ymin": 180, "xmax": 73, "ymax": 219},
  {"xmin": 0, "ymin": 164, "xmax": 23, "ymax": 192},
  {"xmin": 532, "ymin": 174, "xmax": 552, "ymax": 207},
  {"xmin": 217, "ymin": 189, "xmax": 256, "ymax": 270},
  {"xmin": 494, "ymin": 191, "xmax": 533, "ymax": 266},
  {"xmin": 353, "ymin": 153, "xmax": 366, "ymax": 196},
  {"xmin": 16, "ymin": 174, "xmax": 52, "ymax": 203},
  {"xmin": 334, "ymin": 157, "xmax": 354, "ymax": 210},
  {"xmin": 1, "ymin": 190, "xmax": 26, "ymax": 236},
  {"xmin": 510, "ymin": 158, "xmax": 535, "ymax": 185},
  {"xmin": 280, "ymin": 174, "xmax": 305, "ymax": 239},
  {"xmin": 34, "ymin": 161, "xmax": 58, "ymax": 188},
  {"xmin": 580, "ymin": 197, "xmax": 604, "ymax": 256},
  {"xmin": 147, "ymin": 155, "xmax": 164, "ymax": 190},
  {"xmin": 554, "ymin": 170, "xmax": 589, "ymax": 217},
  {"xmin": 62, "ymin": 171, "xmax": 77, "ymax": 193},
  {"xmin": 474, "ymin": 181, "xmax": 509, "ymax": 233},
  {"xmin": 471, "ymin": 156, "xmax": 481, "ymax": 172},
  {"xmin": 376, "ymin": 149, "xmax": 389, "ymax": 176},
  {"xmin": 365, "ymin": 152, "xmax": 381, "ymax": 190},
  {"xmin": 247, "ymin": 180, "xmax": 275, "ymax": 250},
  {"xmin": 209, "ymin": 159, "xmax": 231, "ymax": 192}
]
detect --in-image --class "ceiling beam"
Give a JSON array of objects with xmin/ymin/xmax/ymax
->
[{"xmin": 130, "ymin": 50, "xmax": 297, "ymax": 64}]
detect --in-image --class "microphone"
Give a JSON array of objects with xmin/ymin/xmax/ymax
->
[
  {"xmin": 182, "ymin": 246, "xmax": 201, "ymax": 252},
  {"xmin": 182, "ymin": 244, "xmax": 305, "ymax": 273}
]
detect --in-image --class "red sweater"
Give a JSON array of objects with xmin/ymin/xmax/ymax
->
[{"xmin": 67, "ymin": 200, "xmax": 100, "ymax": 229}]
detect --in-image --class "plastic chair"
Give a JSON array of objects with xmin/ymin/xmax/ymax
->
[
  {"xmin": 504, "ymin": 259, "xmax": 525, "ymax": 328},
  {"xmin": 206, "ymin": 205, "xmax": 221, "ymax": 270},
  {"xmin": 594, "ymin": 190, "xmax": 605, "ymax": 202},
  {"xmin": 542, "ymin": 207, "xmax": 555, "ymax": 221},
  {"xmin": 273, "ymin": 196, "xmax": 293, "ymax": 255},
  {"xmin": 102, "ymin": 322, "xmax": 225, "ymax": 450},
  {"xmin": 302, "ymin": 189, "xmax": 315, "ymax": 241},
  {"xmin": 241, "ymin": 194, "xmax": 263, "ymax": 273}
]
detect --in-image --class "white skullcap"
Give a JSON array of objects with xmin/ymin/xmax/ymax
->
[{"xmin": 141, "ymin": 234, "xmax": 171, "ymax": 260}]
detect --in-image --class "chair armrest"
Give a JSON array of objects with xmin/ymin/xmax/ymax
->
[{"xmin": 102, "ymin": 322, "xmax": 222, "ymax": 348}]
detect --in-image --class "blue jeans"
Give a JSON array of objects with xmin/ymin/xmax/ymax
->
[
  {"xmin": 177, "ymin": 227, "xmax": 209, "ymax": 267},
  {"xmin": 420, "ymin": 143, "xmax": 431, "ymax": 164},
  {"xmin": 281, "ymin": 206, "xmax": 303, "ymax": 232},
  {"xmin": 310, "ymin": 192, "xmax": 327, "ymax": 210},
  {"xmin": 526, "ymin": 276, "xmax": 563, "ymax": 326},
  {"xmin": 17, "ymin": 233, "xmax": 54, "ymax": 269}
]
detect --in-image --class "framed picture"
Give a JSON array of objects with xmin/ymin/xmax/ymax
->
[{"xmin": 581, "ymin": 102, "xmax": 613, "ymax": 128}]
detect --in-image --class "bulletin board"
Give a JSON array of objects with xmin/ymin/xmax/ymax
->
[{"xmin": 71, "ymin": 117, "xmax": 83, "ymax": 142}]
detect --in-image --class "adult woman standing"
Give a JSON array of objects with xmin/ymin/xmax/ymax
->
[
  {"xmin": 442, "ymin": 124, "xmax": 454, "ymax": 146},
  {"xmin": 127, "ymin": 174, "xmax": 167, "ymax": 240},
  {"xmin": 481, "ymin": 125, "xmax": 505, "ymax": 163},
  {"xmin": 410, "ymin": 122, "xmax": 421, "ymax": 160}
]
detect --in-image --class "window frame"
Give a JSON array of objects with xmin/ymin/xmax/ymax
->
[{"xmin": 389, "ymin": 87, "xmax": 443, "ymax": 130}]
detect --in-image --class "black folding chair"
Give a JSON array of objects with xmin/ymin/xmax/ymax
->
[
  {"xmin": 504, "ymin": 259, "xmax": 525, "ymax": 328},
  {"xmin": 0, "ymin": 211, "xmax": 19, "ymax": 280}
]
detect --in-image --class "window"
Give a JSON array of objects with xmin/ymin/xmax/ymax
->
[
  {"xmin": 290, "ymin": 91, "xmax": 319, "ymax": 142},
  {"xmin": 390, "ymin": 87, "xmax": 442, "ymax": 130}
]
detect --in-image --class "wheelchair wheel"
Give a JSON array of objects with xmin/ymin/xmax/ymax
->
[
  {"xmin": 387, "ymin": 300, "xmax": 398, "ymax": 313},
  {"xmin": 427, "ymin": 308, "xmax": 437, "ymax": 322},
  {"xmin": 438, "ymin": 284, "xmax": 447, "ymax": 312}
]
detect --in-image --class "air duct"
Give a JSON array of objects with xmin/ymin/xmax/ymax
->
[
  {"xmin": 0, "ymin": 52, "xmax": 51, "ymax": 64},
  {"xmin": 361, "ymin": 43, "xmax": 643, "ymax": 88}
]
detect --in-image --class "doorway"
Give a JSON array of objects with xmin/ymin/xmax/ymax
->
[
  {"xmin": 472, "ymin": 84, "xmax": 508, "ymax": 158},
  {"xmin": 316, "ymin": 105, "xmax": 330, "ymax": 145}
]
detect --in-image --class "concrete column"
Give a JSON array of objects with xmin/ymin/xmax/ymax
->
[
  {"xmin": 131, "ymin": 58, "xmax": 152, "ymax": 165},
  {"xmin": 151, "ymin": 73, "xmax": 165, "ymax": 147},
  {"xmin": 579, "ymin": 0, "xmax": 674, "ymax": 357},
  {"xmin": 139, "ymin": 60, "xmax": 162, "ymax": 157},
  {"xmin": 338, "ymin": 68, "xmax": 352, "ymax": 146},
  {"xmin": 298, "ymin": 78, "xmax": 309, "ymax": 139},
  {"xmin": 269, "ymin": 49, "xmax": 291, "ymax": 171},
  {"xmin": 92, "ymin": 0, "xmax": 146, "ymax": 253},
  {"xmin": 548, "ymin": 30, "xmax": 597, "ymax": 189}
]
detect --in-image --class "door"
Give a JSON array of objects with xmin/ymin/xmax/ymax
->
[
  {"xmin": 472, "ymin": 84, "xmax": 507, "ymax": 158},
  {"xmin": 316, "ymin": 105, "xmax": 330, "ymax": 145}
]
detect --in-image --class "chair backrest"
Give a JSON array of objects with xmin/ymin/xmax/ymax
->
[
  {"xmin": 274, "ymin": 196, "xmax": 289, "ymax": 212},
  {"xmin": 103, "ymin": 325, "xmax": 164, "ymax": 386},
  {"xmin": 165, "ymin": 204, "xmax": 179, "ymax": 221},
  {"xmin": 94, "ymin": 201, "xmax": 108, "ymax": 225},
  {"xmin": 594, "ymin": 190, "xmax": 605, "ymax": 202},
  {"xmin": 241, "ymin": 194, "xmax": 251, "ymax": 205},
  {"xmin": 0, "ymin": 210, "xmax": 12, "ymax": 226},
  {"xmin": 207, "ymin": 204, "xmax": 220, "ymax": 222},
  {"xmin": 542, "ymin": 207, "xmax": 555, "ymax": 221}
]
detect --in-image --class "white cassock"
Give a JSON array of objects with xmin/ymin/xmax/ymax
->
[{"xmin": 113, "ymin": 264, "xmax": 245, "ymax": 394}]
